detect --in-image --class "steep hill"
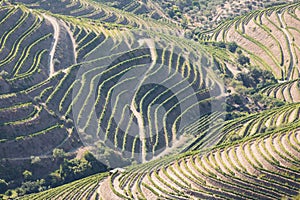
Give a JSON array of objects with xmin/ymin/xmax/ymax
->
[
  {"xmin": 101, "ymin": 125, "xmax": 300, "ymax": 200},
  {"xmin": 1, "ymin": 0, "xmax": 300, "ymax": 199},
  {"xmin": 198, "ymin": 2, "xmax": 300, "ymax": 81},
  {"xmin": 107, "ymin": 0, "xmax": 295, "ymax": 29},
  {"xmin": 19, "ymin": 122, "xmax": 300, "ymax": 199},
  {"xmin": 12, "ymin": 0, "xmax": 181, "ymax": 33},
  {"xmin": 0, "ymin": 0, "xmax": 238, "ymax": 195}
]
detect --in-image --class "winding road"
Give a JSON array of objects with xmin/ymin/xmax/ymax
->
[
  {"xmin": 130, "ymin": 39, "xmax": 158, "ymax": 163},
  {"xmin": 43, "ymin": 14, "xmax": 60, "ymax": 77}
]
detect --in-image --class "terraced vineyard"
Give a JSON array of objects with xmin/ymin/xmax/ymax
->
[
  {"xmin": 61, "ymin": 31, "xmax": 232, "ymax": 165},
  {"xmin": 199, "ymin": 2, "xmax": 300, "ymax": 81},
  {"xmin": 262, "ymin": 79, "xmax": 300, "ymax": 102},
  {"xmin": 94, "ymin": 0, "xmax": 167, "ymax": 21},
  {"xmin": 0, "ymin": 5, "xmax": 79, "ymax": 161},
  {"xmin": 19, "ymin": 123, "xmax": 300, "ymax": 199},
  {"xmin": 100, "ymin": 126, "xmax": 300, "ymax": 200},
  {"xmin": 0, "ymin": 0, "xmax": 233, "ymax": 189},
  {"xmin": 13, "ymin": 0, "xmax": 181, "ymax": 34},
  {"xmin": 187, "ymin": 102, "xmax": 300, "ymax": 151},
  {"xmin": 0, "ymin": 1, "xmax": 131, "ymax": 159},
  {"xmin": 0, "ymin": 5, "xmax": 53, "ymax": 91},
  {"xmin": 1, "ymin": 0, "xmax": 300, "ymax": 199},
  {"xmin": 18, "ymin": 173, "xmax": 108, "ymax": 200}
]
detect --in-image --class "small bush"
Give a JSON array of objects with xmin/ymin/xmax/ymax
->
[
  {"xmin": 53, "ymin": 148, "xmax": 66, "ymax": 159},
  {"xmin": 228, "ymin": 42, "xmax": 238, "ymax": 53},
  {"xmin": 23, "ymin": 170, "xmax": 32, "ymax": 181},
  {"xmin": 237, "ymin": 54, "xmax": 250, "ymax": 66}
]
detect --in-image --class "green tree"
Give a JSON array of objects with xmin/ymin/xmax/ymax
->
[
  {"xmin": 53, "ymin": 148, "xmax": 66, "ymax": 159},
  {"xmin": 228, "ymin": 42, "xmax": 238, "ymax": 53},
  {"xmin": 83, "ymin": 151, "xmax": 107, "ymax": 172},
  {"xmin": 19, "ymin": 179, "xmax": 46, "ymax": 195},
  {"xmin": 167, "ymin": 9, "xmax": 175, "ymax": 18},
  {"xmin": 60, "ymin": 158, "xmax": 91, "ymax": 182},
  {"xmin": 237, "ymin": 54, "xmax": 250, "ymax": 65},
  {"xmin": 216, "ymin": 42, "xmax": 226, "ymax": 48},
  {"xmin": 48, "ymin": 171, "xmax": 62, "ymax": 187},
  {"xmin": 23, "ymin": 170, "xmax": 32, "ymax": 181}
]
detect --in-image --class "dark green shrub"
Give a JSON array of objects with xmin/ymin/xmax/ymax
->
[
  {"xmin": 23, "ymin": 170, "xmax": 32, "ymax": 181},
  {"xmin": 237, "ymin": 54, "xmax": 250, "ymax": 65},
  {"xmin": 228, "ymin": 42, "xmax": 238, "ymax": 53}
]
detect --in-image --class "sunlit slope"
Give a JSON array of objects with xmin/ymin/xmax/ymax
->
[
  {"xmin": 0, "ymin": 5, "xmax": 53, "ymax": 91},
  {"xmin": 187, "ymin": 102, "xmax": 300, "ymax": 151},
  {"xmin": 2, "ymin": 2, "xmax": 300, "ymax": 199},
  {"xmin": 19, "ymin": 123, "xmax": 300, "ymax": 199},
  {"xmin": 0, "ymin": 3, "xmax": 235, "ymax": 164},
  {"xmin": 103, "ymin": 126, "xmax": 300, "ymax": 200},
  {"xmin": 0, "ymin": 5, "xmax": 81, "ymax": 161},
  {"xmin": 262, "ymin": 79, "xmax": 300, "ymax": 103},
  {"xmin": 44, "ymin": 29, "xmax": 229, "ymax": 163},
  {"xmin": 13, "ymin": 0, "xmax": 181, "ymax": 35},
  {"xmin": 198, "ymin": 2, "xmax": 300, "ymax": 81},
  {"xmin": 18, "ymin": 173, "xmax": 108, "ymax": 200},
  {"xmin": 93, "ymin": 0, "xmax": 167, "ymax": 21}
]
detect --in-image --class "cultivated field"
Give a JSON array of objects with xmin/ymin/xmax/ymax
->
[{"xmin": 0, "ymin": 0, "xmax": 300, "ymax": 199}]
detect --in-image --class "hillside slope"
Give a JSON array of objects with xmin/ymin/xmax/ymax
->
[
  {"xmin": 198, "ymin": 2, "xmax": 300, "ymax": 81},
  {"xmin": 12, "ymin": 0, "xmax": 182, "ymax": 34},
  {"xmin": 0, "ymin": 1, "xmax": 237, "ymax": 194},
  {"xmin": 19, "ymin": 122, "xmax": 300, "ymax": 199},
  {"xmin": 1, "ymin": 1, "xmax": 300, "ymax": 199}
]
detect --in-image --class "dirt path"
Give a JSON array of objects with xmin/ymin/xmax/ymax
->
[
  {"xmin": 43, "ymin": 14, "xmax": 60, "ymax": 77},
  {"xmin": 130, "ymin": 101, "xmax": 147, "ymax": 163},
  {"xmin": 130, "ymin": 39, "xmax": 157, "ymax": 163}
]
